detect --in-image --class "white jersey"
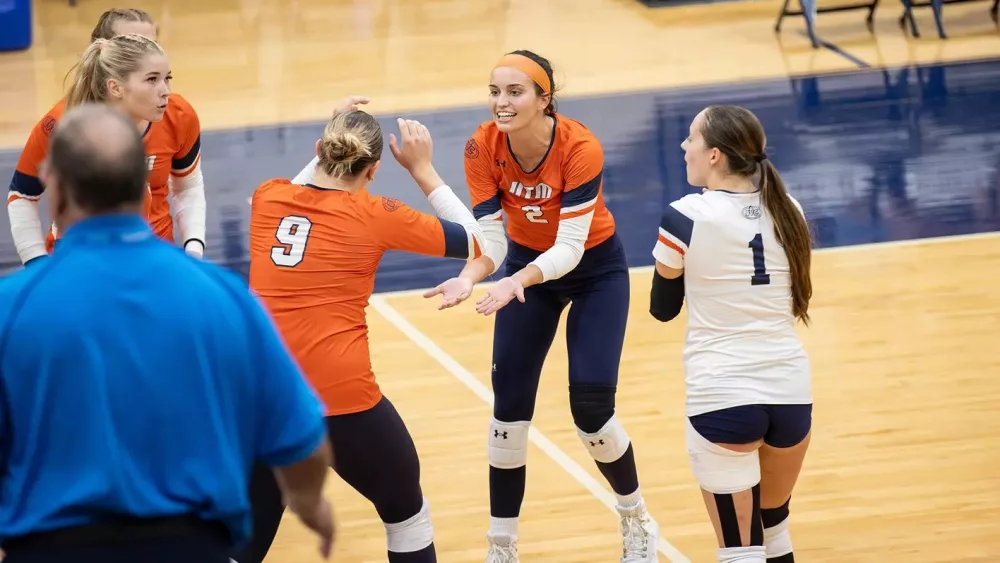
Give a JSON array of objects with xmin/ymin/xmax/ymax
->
[{"xmin": 652, "ymin": 188, "xmax": 811, "ymax": 417}]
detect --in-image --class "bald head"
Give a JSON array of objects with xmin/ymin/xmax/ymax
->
[{"xmin": 48, "ymin": 103, "xmax": 149, "ymax": 214}]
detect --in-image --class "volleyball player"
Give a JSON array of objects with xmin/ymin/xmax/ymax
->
[
  {"xmin": 245, "ymin": 108, "xmax": 486, "ymax": 563},
  {"xmin": 650, "ymin": 105, "xmax": 813, "ymax": 563},
  {"xmin": 422, "ymin": 50, "xmax": 659, "ymax": 563},
  {"xmin": 7, "ymin": 13, "xmax": 206, "ymax": 265}
]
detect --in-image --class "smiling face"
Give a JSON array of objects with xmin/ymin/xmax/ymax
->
[
  {"xmin": 106, "ymin": 53, "xmax": 172, "ymax": 123},
  {"xmin": 488, "ymin": 66, "xmax": 549, "ymax": 133}
]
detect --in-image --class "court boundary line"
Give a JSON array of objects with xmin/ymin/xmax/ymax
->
[
  {"xmin": 373, "ymin": 230, "xmax": 1000, "ymax": 299},
  {"xmin": 368, "ymin": 295, "xmax": 693, "ymax": 563}
]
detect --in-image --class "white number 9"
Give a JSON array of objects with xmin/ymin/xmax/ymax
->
[{"xmin": 271, "ymin": 215, "xmax": 313, "ymax": 267}]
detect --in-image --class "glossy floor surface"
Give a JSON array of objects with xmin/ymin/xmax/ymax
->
[{"xmin": 1, "ymin": 0, "xmax": 999, "ymax": 561}]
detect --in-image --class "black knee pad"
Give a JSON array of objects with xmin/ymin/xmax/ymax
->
[
  {"xmin": 714, "ymin": 483, "xmax": 764, "ymax": 548},
  {"xmin": 761, "ymin": 497, "xmax": 791, "ymax": 529},
  {"xmin": 568, "ymin": 384, "xmax": 616, "ymax": 433}
]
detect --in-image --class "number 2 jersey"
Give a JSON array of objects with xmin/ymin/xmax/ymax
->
[
  {"xmin": 463, "ymin": 114, "xmax": 616, "ymax": 257},
  {"xmin": 248, "ymin": 179, "xmax": 482, "ymax": 416},
  {"xmin": 653, "ymin": 189, "xmax": 812, "ymax": 417}
]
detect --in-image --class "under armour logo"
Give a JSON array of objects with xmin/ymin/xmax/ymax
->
[
  {"xmin": 589, "ymin": 439, "xmax": 605, "ymax": 447},
  {"xmin": 494, "ymin": 430, "xmax": 508, "ymax": 439}
]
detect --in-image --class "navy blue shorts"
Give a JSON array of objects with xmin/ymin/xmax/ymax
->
[
  {"xmin": 689, "ymin": 404, "xmax": 812, "ymax": 448},
  {"xmin": 491, "ymin": 234, "xmax": 629, "ymax": 422}
]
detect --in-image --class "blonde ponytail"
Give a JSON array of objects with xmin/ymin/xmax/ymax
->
[
  {"xmin": 65, "ymin": 34, "xmax": 165, "ymax": 109},
  {"xmin": 317, "ymin": 110, "xmax": 384, "ymax": 179}
]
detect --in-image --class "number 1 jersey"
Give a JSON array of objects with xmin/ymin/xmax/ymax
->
[{"xmin": 653, "ymin": 189, "xmax": 812, "ymax": 417}]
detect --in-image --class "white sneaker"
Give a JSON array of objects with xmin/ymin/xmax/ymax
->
[
  {"xmin": 485, "ymin": 532, "xmax": 519, "ymax": 563},
  {"xmin": 618, "ymin": 500, "xmax": 659, "ymax": 562}
]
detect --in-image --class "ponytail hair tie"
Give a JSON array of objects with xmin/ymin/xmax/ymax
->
[
  {"xmin": 97, "ymin": 38, "xmax": 109, "ymax": 51},
  {"xmin": 754, "ymin": 153, "xmax": 767, "ymax": 163}
]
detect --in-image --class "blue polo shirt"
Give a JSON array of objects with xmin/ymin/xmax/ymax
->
[{"xmin": 0, "ymin": 214, "xmax": 327, "ymax": 547}]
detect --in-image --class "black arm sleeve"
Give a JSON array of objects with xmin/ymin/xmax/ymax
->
[{"xmin": 650, "ymin": 270, "xmax": 684, "ymax": 322}]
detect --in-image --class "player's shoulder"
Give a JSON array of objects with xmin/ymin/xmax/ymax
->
[
  {"xmin": 465, "ymin": 120, "xmax": 501, "ymax": 159},
  {"xmin": 668, "ymin": 190, "xmax": 732, "ymax": 220},
  {"xmin": 553, "ymin": 114, "xmax": 602, "ymax": 158},
  {"xmin": 161, "ymin": 92, "xmax": 200, "ymax": 131},
  {"xmin": 165, "ymin": 92, "xmax": 197, "ymax": 118},
  {"xmin": 355, "ymin": 188, "xmax": 411, "ymax": 218},
  {"xmin": 786, "ymin": 193, "xmax": 805, "ymax": 215},
  {"xmin": 253, "ymin": 178, "xmax": 294, "ymax": 201},
  {"xmin": 29, "ymin": 99, "xmax": 65, "ymax": 140}
]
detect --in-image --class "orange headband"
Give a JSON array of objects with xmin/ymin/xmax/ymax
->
[{"xmin": 494, "ymin": 54, "xmax": 551, "ymax": 95}]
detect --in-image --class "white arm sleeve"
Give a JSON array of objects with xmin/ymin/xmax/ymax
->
[
  {"xmin": 475, "ymin": 207, "xmax": 507, "ymax": 275},
  {"xmin": 292, "ymin": 157, "xmax": 319, "ymax": 185},
  {"xmin": 170, "ymin": 162, "xmax": 207, "ymax": 255},
  {"xmin": 426, "ymin": 184, "xmax": 486, "ymax": 262},
  {"xmin": 529, "ymin": 210, "xmax": 593, "ymax": 281},
  {"xmin": 8, "ymin": 198, "xmax": 47, "ymax": 264}
]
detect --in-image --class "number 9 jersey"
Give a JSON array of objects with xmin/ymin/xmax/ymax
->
[
  {"xmin": 653, "ymin": 189, "xmax": 812, "ymax": 417},
  {"xmin": 464, "ymin": 114, "xmax": 616, "ymax": 256}
]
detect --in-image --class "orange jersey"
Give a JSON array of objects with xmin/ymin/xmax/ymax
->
[
  {"xmin": 463, "ymin": 114, "xmax": 615, "ymax": 252},
  {"xmin": 248, "ymin": 179, "xmax": 482, "ymax": 416},
  {"xmin": 8, "ymin": 93, "xmax": 202, "ymax": 251}
]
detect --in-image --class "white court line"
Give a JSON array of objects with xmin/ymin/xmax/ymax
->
[
  {"xmin": 368, "ymin": 295, "xmax": 692, "ymax": 563},
  {"xmin": 373, "ymin": 230, "xmax": 1000, "ymax": 299}
]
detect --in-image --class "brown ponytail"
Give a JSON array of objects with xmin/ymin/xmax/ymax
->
[
  {"xmin": 700, "ymin": 105, "xmax": 813, "ymax": 324},
  {"xmin": 759, "ymin": 159, "xmax": 812, "ymax": 324}
]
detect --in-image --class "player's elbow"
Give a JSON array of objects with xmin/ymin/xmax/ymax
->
[{"xmin": 650, "ymin": 270, "xmax": 684, "ymax": 322}]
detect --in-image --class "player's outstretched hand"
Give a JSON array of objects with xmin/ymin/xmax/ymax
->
[
  {"xmin": 475, "ymin": 276, "xmax": 525, "ymax": 316},
  {"xmin": 332, "ymin": 95, "xmax": 369, "ymax": 117},
  {"xmin": 423, "ymin": 277, "xmax": 474, "ymax": 310},
  {"xmin": 388, "ymin": 118, "xmax": 433, "ymax": 173}
]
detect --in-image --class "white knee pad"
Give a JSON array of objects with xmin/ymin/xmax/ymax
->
[
  {"xmin": 685, "ymin": 418, "xmax": 760, "ymax": 494},
  {"xmin": 488, "ymin": 418, "xmax": 530, "ymax": 469},
  {"xmin": 384, "ymin": 497, "xmax": 434, "ymax": 553},
  {"xmin": 577, "ymin": 414, "xmax": 631, "ymax": 464}
]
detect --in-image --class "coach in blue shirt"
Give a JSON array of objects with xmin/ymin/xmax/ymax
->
[{"xmin": 0, "ymin": 104, "xmax": 335, "ymax": 563}]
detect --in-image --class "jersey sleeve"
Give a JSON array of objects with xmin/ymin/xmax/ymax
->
[
  {"xmin": 168, "ymin": 94, "xmax": 202, "ymax": 177},
  {"xmin": 653, "ymin": 195, "xmax": 696, "ymax": 269},
  {"xmin": 560, "ymin": 136, "xmax": 604, "ymax": 217},
  {"xmin": 464, "ymin": 131, "xmax": 507, "ymax": 272},
  {"xmin": 369, "ymin": 196, "xmax": 481, "ymax": 260},
  {"xmin": 244, "ymin": 289, "xmax": 327, "ymax": 467},
  {"xmin": 8, "ymin": 113, "xmax": 57, "ymax": 264},
  {"xmin": 8, "ymin": 114, "xmax": 54, "ymax": 204}
]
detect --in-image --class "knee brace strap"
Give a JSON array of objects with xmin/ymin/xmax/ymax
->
[
  {"xmin": 488, "ymin": 418, "xmax": 530, "ymax": 469},
  {"xmin": 577, "ymin": 414, "xmax": 631, "ymax": 464},
  {"xmin": 384, "ymin": 497, "xmax": 434, "ymax": 553},
  {"xmin": 685, "ymin": 418, "xmax": 760, "ymax": 494}
]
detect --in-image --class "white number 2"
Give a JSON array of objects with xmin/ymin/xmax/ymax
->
[
  {"xmin": 271, "ymin": 215, "xmax": 313, "ymax": 267},
  {"xmin": 521, "ymin": 205, "xmax": 548, "ymax": 224}
]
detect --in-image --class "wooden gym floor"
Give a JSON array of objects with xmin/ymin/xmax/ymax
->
[{"xmin": 1, "ymin": 0, "xmax": 999, "ymax": 561}]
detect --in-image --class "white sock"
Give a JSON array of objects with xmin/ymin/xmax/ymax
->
[
  {"xmin": 616, "ymin": 486, "xmax": 643, "ymax": 509},
  {"xmin": 489, "ymin": 516, "xmax": 518, "ymax": 540},
  {"xmin": 717, "ymin": 546, "xmax": 767, "ymax": 562},
  {"xmin": 764, "ymin": 518, "xmax": 793, "ymax": 558}
]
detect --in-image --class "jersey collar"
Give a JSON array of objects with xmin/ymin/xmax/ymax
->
[{"xmin": 58, "ymin": 213, "xmax": 154, "ymax": 247}]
